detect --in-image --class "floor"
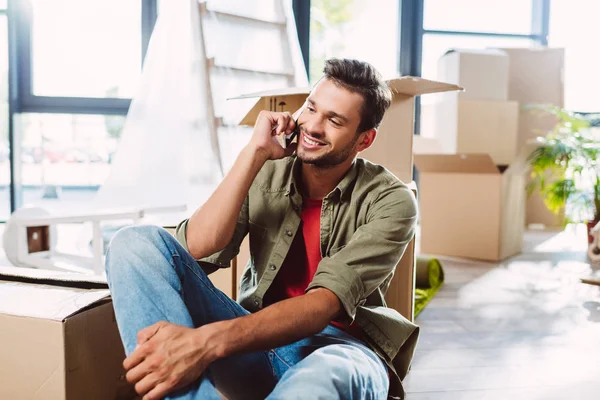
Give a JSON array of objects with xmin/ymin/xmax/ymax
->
[{"xmin": 406, "ymin": 225, "xmax": 600, "ymax": 399}]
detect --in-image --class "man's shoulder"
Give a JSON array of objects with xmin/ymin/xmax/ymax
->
[
  {"xmin": 354, "ymin": 158, "xmax": 409, "ymax": 190},
  {"xmin": 252, "ymin": 157, "xmax": 294, "ymax": 191},
  {"xmin": 354, "ymin": 159, "xmax": 417, "ymax": 214}
]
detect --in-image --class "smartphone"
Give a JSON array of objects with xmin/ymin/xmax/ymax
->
[{"xmin": 285, "ymin": 122, "xmax": 299, "ymax": 148}]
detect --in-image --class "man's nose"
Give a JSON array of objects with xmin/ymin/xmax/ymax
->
[{"xmin": 301, "ymin": 116, "xmax": 325, "ymax": 136}]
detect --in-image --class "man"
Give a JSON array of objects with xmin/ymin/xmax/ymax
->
[{"xmin": 106, "ymin": 58, "xmax": 418, "ymax": 400}]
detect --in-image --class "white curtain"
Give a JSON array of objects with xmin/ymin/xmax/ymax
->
[{"xmin": 92, "ymin": 0, "xmax": 308, "ymax": 227}]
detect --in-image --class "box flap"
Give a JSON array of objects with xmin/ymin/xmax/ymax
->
[
  {"xmin": 0, "ymin": 267, "xmax": 110, "ymax": 321},
  {"xmin": 0, "ymin": 265, "xmax": 108, "ymax": 288},
  {"xmin": 387, "ymin": 76, "xmax": 463, "ymax": 97},
  {"xmin": 228, "ymin": 87, "xmax": 311, "ymax": 101},
  {"xmin": 414, "ymin": 154, "xmax": 499, "ymax": 174},
  {"xmin": 230, "ymin": 87, "xmax": 310, "ymax": 126},
  {"xmin": 233, "ymin": 78, "xmax": 463, "ymax": 126},
  {"xmin": 442, "ymin": 48, "xmax": 507, "ymax": 57}
]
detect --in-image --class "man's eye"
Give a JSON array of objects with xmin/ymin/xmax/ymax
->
[
  {"xmin": 330, "ymin": 119, "xmax": 341, "ymax": 126},
  {"xmin": 308, "ymin": 107, "xmax": 316, "ymax": 113}
]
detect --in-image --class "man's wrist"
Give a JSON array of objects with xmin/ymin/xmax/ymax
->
[
  {"xmin": 244, "ymin": 142, "xmax": 271, "ymax": 163},
  {"xmin": 194, "ymin": 320, "xmax": 233, "ymax": 362}
]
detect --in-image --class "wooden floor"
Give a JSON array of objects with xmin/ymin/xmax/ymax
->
[{"xmin": 406, "ymin": 226, "xmax": 600, "ymax": 399}]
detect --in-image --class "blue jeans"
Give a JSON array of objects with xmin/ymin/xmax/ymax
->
[{"xmin": 105, "ymin": 225, "xmax": 389, "ymax": 400}]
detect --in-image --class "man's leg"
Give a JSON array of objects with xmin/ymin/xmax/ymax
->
[
  {"xmin": 267, "ymin": 326, "xmax": 389, "ymax": 400},
  {"xmin": 105, "ymin": 225, "xmax": 277, "ymax": 400}
]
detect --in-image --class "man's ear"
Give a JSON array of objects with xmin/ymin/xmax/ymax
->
[{"xmin": 356, "ymin": 128, "xmax": 377, "ymax": 152}]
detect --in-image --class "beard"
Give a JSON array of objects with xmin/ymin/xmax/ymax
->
[{"xmin": 296, "ymin": 128, "xmax": 360, "ymax": 169}]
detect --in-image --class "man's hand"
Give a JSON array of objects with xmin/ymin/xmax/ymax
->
[
  {"xmin": 123, "ymin": 321, "xmax": 220, "ymax": 400},
  {"xmin": 249, "ymin": 110, "xmax": 298, "ymax": 160}
]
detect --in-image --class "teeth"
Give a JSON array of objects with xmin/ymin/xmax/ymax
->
[{"xmin": 304, "ymin": 135, "xmax": 321, "ymax": 146}]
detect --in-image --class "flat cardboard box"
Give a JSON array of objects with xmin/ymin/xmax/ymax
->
[
  {"xmin": 434, "ymin": 97, "xmax": 519, "ymax": 165},
  {"xmin": 497, "ymin": 47, "xmax": 565, "ymax": 227},
  {"xmin": 0, "ymin": 267, "xmax": 133, "ymax": 400},
  {"xmin": 437, "ymin": 49, "xmax": 509, "ymax": 101},
  {"xmin": 234, "ymin": 77, "xmax": 462, "ymax": 183},
  {"xmin": 415, "ymin": 154, "xmax": 525, "ymax": 261}
]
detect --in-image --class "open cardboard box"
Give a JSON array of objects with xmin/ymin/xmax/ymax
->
[
  {"xmin": 415, "ymin": 153, "xmax": 525, "ymax": 261},
  {"xmin": 0, "ymin": 266, "xmax": 133, "ymax": 400},
  {"xmin": 232, "ymin": 77, "xmax": 463, "ymax": 321},
  {"xmin": 234, "ymin": 76, "xmax": 462, "ymax": 183}
]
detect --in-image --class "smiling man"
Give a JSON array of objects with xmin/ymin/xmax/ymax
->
[{"xmin": 105, "ymin": 59, "xmax": 418, "ymax": 400}]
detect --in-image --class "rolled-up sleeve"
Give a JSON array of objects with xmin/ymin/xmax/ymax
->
[
  {"xmin": 306, "ymin": 185, "xmax": 418, "ymax": 322},
  {"xmin": 174, "ymin": 195, "xmax": 249, "ymax": 273}
]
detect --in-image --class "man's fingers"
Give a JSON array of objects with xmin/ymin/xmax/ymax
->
[
  {"xmin": 137, "ymin": 322, "xmax": 163, "ymax": 345},
  {"xmin": 125, "ymin": 359, "xmax": 151, "ymax": 384},
  {"xmin": 134, "ymin": 372, "xmax": 161, "ymax": 397},
  {"xmin": 143, "ymin": 380, "xmax": 177, "ymax": 400},
  {"xmin": 123, "ymin": 342, "xmax": 149, "ymax": 370}
]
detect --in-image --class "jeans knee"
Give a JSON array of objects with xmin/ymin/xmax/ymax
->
[
  {"xmin": 311, "ymin": 344, "xmax": 388, "ymax": 398},
  {"xmin": 105, "ymin": 225, "xmax": 172, "ymax": 274}
]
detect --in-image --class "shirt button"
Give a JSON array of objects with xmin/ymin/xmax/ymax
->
[
  {"xmin": 286, "ymin": 230, "xmax": 293, "ymax": 237},
  {"xmin": 253, "ymin": 299, "xmax": 259, "ymax": 306},
  {"xmin": 270, "ymin": 264, "xmax": 276, "ymax": 271}
]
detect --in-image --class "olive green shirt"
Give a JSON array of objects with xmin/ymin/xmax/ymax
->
[{"xmin": 175, "ymin": 156, "xmax": 419, "ymax": 399}]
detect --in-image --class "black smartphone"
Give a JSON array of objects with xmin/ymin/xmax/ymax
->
[{"xmin": 285, "ymin": 121, "xmax": 300, "ymax": 148}]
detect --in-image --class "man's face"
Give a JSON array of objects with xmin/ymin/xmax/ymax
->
[{"xmin": 295, "ymin": 78, "xmax": 365, "ymax": 168}]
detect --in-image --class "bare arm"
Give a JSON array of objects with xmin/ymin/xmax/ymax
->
[
  {"xmin": 185, "ymin": 111, "xmax": 297, "ymax": 259},
  {"xmin": 205, "ymin": 288, "xmax": 342, "ymax": 358}
]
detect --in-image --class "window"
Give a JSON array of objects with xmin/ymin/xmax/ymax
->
[
  {"xmin": 309, "ymin": 0, "xmax": 399, "ymax": 83},
  {"xmin": 30, "ymin": 0, "xmax": 142, "ymax": 99},
  {"xmin": 424, "ymin": 0, "xmax": 533, "ymax": 34},
  {"xmin": 7, "ymin": 1, "xmax": 157, "ymax": 216},
  {"xmin": 417, "ymin": 0, "xmax": 548, "ymax": 136},
  {"xmin": 549, "ymin": 0, "xmax": 600, "ymax": 112},
  {"xmin": 0, "ymin": 11, "xmax": 8, "ymax": 220},
  {"xmin": 15, "ymin": 113, "xmax": 125, "ymax": 215}
]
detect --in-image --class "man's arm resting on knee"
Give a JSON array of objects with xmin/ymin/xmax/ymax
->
[{"xmin": 204, "ymin": 288, "xmax": 342, "ymax": 359}]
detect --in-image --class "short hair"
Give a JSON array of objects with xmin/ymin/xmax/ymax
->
[{"xmin": 322, "ymin": 58, "xmax": 392, "ymax": 133}]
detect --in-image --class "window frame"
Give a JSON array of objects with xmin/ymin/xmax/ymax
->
[{"xmin": 6, "ymin": 0, "xmax": 157, "ymax": 214}]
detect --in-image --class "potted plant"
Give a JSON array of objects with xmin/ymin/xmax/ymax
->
[{"xmin": 526, "ymin": 105, "xmax": 600, "ymax": 242}]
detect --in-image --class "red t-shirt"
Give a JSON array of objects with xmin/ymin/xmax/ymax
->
[{"xmin": 264, "ymin": 198, "xmax": 363, "ymax": 340}]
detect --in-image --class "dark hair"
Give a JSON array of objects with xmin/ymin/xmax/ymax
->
[{"xmin": 322, "ymin": 58, "xmax": 392, "ymax": 133}]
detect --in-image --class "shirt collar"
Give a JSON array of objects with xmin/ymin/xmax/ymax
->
[{"xmin": 286, "ymin": 156, "xmax": 360, "ymax": 202}]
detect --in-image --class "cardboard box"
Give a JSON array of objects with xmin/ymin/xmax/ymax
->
[
  {"xmin": 361, "ymin": 77, "xmax": 462, "ymax": 183},
  {"xmin": 497, "ymin": 47, "xmax": 565, "ymax": 227},
  {"xmin": 434, "ymin": 97, "xmax": 519, "ymax": 165},
  {"xmin": 415, "ymin": 154, "xmax": 525, "ymax": 261},
  {"xmin": 384, "ymin": 182, "xmax": 417, "ymax": 321},
  {"xmin": 0, "ymin": 267, "xmax": 133, "ymax": 400},
  {"xmin": 234, "ymin": 77, "xmax": 462, "ymax": 183},
  {"xmin": 498, "ymin": 47, "xmax": 564, "ymax": 147},
  {"xmin": 437, "ymin": 49, "xmax": 509, "ymax": 101}
]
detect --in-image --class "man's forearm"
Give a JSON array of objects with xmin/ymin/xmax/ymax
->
[
  {"xmin": 186, "ymin": 145, "xmax": 268, "ymax": 259},
  {"xmin": 204, "ymin": 288, "xmax": 342, "ymax": 360}
]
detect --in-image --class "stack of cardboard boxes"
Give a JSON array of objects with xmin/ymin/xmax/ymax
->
[{"xmin": 416, "ymin": 48, "xmax": 565, "ymax": 261}]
